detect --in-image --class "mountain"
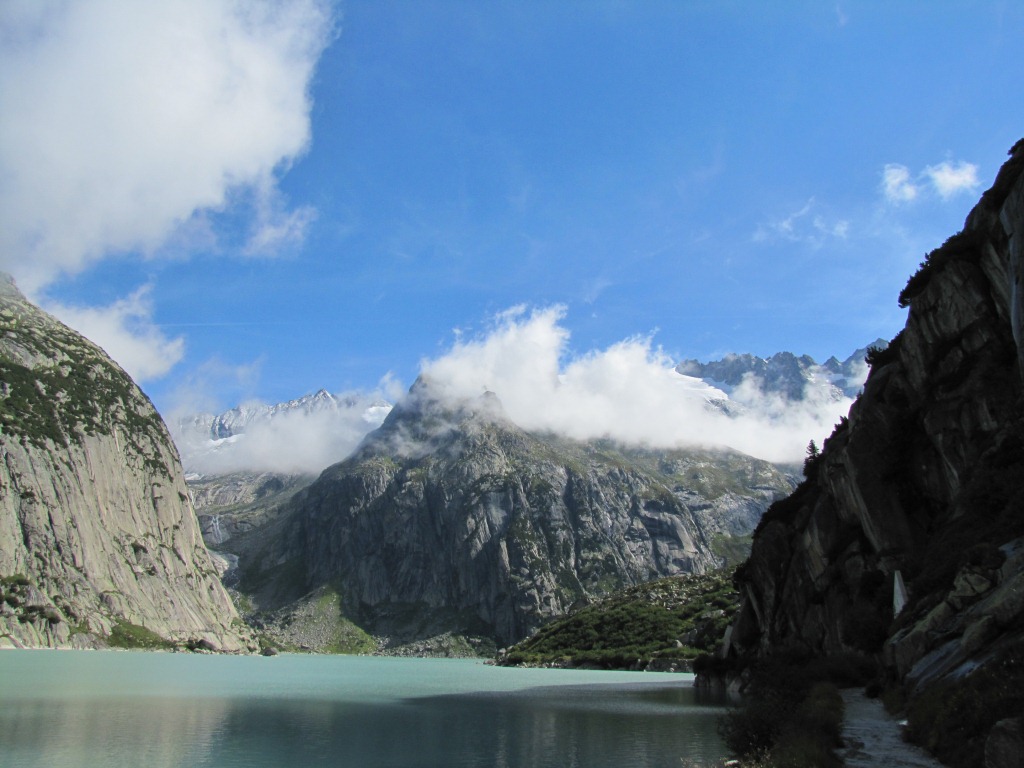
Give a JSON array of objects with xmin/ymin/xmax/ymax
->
[
  {"xmin": 174, "ymin": 389, "xmax": 392, "ymax": 476},
  {"xmin": 676, "ymin": 344, "xmax": 881, "ymax": 403},
  {"xmin": 191, "ymin": 389, "xmax": 392, "ymax": 441},
  {"xmin": 217, "ymin": 380, "xmax": 794, "ymax": 649},
  {"xmin": 724, "ymin": 141, "xmax": 1024, "ymax": 766},
  {"xmin": 0, "ymin": 275, "xmax": 252, "ymax": 651}
]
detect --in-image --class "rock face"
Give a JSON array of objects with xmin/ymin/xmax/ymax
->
[
  {"xmin": 230, "ymin": 382, "xmax": 792, "ymax": 647},
  {"xmin": 677, "ymin": 345, "xmax": 878, "ymax": 402},
  {"xmin": 0, "ymin": 276, "xmax": 250, "ymax": 651},
  {"xmin": 727, "ymin": 142, "xmax": 1024, "ymax": 746}
]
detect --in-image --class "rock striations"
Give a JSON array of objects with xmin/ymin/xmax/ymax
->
[
  {"xmin": 0, "ymin": 276, "xmax": 251, "ymax": 651},
  {"xmin": 726, "ymin": 141, "xmax": 1024, "ymax": 761},
  {"xmin": 227, "ymin": 380, "xmax": 793, "ymax": 647}
]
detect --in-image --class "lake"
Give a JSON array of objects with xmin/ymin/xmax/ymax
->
[{"xmin": 0, "ymin": 650, "xmax": 731, "ymax": 768}]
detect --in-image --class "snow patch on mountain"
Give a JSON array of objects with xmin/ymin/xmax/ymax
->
[{"xmin": 173, "ymin": 389, "xmax": 392, "ymax": 476}]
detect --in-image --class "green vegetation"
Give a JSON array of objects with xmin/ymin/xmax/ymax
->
[
  {"xmin": 864, "ymin": 332, "xmax": 901, "ymax": 370},
  {"xmin": 0, "ymin": 299, "xmax": 168, "ymax": 459},
  {"xmin": 106, "ymin": 619, "xmax": 175, "ymax": 650},
  {"xmin": 713, "ymin": 651, "xmax": 871, "ymax": 768},
  {"xmin": 0, "ymin": 574, "xmax": 62, "ymax": 626},
  {"xmin": 240, "ymin": 582, "xmax": 378, "ymax": 655},
  {"xmin": 499, "ymin": 569, "xmax": 739, "ymax": 669},
  {"xmin": 316, "ymin": 588, "xmax": 377, "ymax": 654}
]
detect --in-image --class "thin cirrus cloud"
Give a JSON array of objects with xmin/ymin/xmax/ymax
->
[
  {"xmin": 753, "ymin": 198, "xmax": 851, "ymax": 247},
  {"xmin": 0, "ymin": 0, "xmax": 334, "ymax": 378},
  {"xmin": 881, "ymin": 160, "xmax": 980, "ymax": 204}
]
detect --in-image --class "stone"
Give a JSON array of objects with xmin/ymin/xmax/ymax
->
[
  {"xmin": 961, "ymin": 615, "xmax": 1000, "ymax": 656},
  {"xmin": 978, "ymin": 572, "xmax": 1024, "ymax": 629},
  {"xmin": 985, "ymin": 717, "xmax": 1024, "ymax": 768},
  {"xmin": 948, "ymin": 567, "xmax": 996, "ymax": 611},
  {"xmin": 725, "ymin": 142, "xmax": 1024, "ymax": 767}
]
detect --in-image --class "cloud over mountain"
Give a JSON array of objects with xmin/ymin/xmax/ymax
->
[{"xmin": 419, "ymin": 306, "xmax": 860, "ymax": 464}]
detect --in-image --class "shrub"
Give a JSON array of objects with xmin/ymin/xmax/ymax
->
[
  {"xmin": 106, "ymin": 619, "xmax": 174, "ymax": 650},
  {"xmin": 720, "ymin": 653, "xmax": 854, "ymax": 768}
]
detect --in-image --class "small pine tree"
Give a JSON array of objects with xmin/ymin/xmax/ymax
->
[{"xmin": 803, "ymin": 440, "xmax": 820, "ymax": 477}]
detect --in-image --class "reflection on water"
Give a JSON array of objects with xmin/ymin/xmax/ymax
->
[{"xmin": 0, "ymin": 652, "xmax": 730, "ymax": 768}]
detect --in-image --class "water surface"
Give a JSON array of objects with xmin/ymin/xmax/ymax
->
[{"xmin": 0, "ymin": 650, "xmax": 729, "ymax": 767}]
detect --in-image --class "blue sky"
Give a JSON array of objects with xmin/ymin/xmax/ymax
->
[{"xmin": 2, "ymin": 1, "xmax": 1022, "ymax": 426}]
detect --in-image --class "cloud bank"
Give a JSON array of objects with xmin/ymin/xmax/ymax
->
[
  {"xmin": 174, "ymin": 393, "xmax": 394, "ymax": 476},
  {"xmin": 174, "ymin": 307, "xmax": 860, "ymax": 474},
  {"xmin": 0, "ymin": 0, "xmax": 333, "ymax": 377},
  {"xmin": 420, "ymin": 306, "xmax": 858, "ymax": 464}
]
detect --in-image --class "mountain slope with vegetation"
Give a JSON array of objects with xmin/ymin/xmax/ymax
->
[{"xmin": 498, "ymin": 569, "xmax": 740, "ymax": 670}]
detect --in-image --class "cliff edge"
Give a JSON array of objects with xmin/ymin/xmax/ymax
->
[
  {"xmin": 726, "ymin": 141, "xmax": 1024, "ymax": 764},
  {"xmin": 0, "ymin": 276, "xmax": 252, "ymax": 651}
]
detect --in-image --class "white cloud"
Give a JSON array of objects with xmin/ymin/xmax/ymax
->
[
  {"xmin": 881, "ymin": 164, "xmax": 919, "ymax": 203},
  {"xmin": 44, "ymin": 287, "xmax": 185, "ymax": 383},
  {"xmin": 171, "ymin": 386, "xmax": 395, "ymax": 475},
  {"xmin": 924, "ymin": 160, "xmax": 980, "ymax": 199},
  {"xmin": 754, "ymin": 198, "xmax": 850, "ymax": 247},
  {"xmin": 882, "ymin": 159, "xmax": 980, "ymax": 204},
  {"xmin": 419, "ymin": 307, "xmax": 856, "ymax": 464},
  {"xmin": 0, "ymin": 0, "xmax": 334, "ymax": 293},
  {"xmin": 242, "ymin": 178, "xmax": 319, "ymax": 255}
]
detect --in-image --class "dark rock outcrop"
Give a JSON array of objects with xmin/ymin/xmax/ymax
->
[{"xmin": 726, "ymin": 141, "xmax": 1024, "ymax": 761}]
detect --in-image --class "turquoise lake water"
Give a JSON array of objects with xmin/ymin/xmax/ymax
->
[{"xmin": 0, "ymin": 650, "xmax": 730, "ymax": 767}]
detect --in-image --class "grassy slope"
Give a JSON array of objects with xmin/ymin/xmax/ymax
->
[{"xmin": 498, "ymin": 569, "xmax": 739, "ymax": 670}]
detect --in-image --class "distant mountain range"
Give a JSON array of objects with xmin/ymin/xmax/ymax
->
[
  {"xmin": 173, "ymin": 390, "xmax": 392, "ymax": 475},
  {"xmin": 676, "ymin": 342, "xmax": 884, "ymax": 404},
  {"xmin": 195, "ymin": 389, "xmax": 392, "ymax": 440},
  {"xmin": 175, "ymin": 344, "xmax": 880, "ymax": 476}
]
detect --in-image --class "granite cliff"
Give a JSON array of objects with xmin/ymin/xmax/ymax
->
[
  {"xmin": 0, "ymin": 276, "xmax": 251, "ymax": 651},
  {"xmin": 220, "ymin": 381, "xmax": 793, "ymax": 649},
  {"xmin": 726, "ymin": 141, "xmax": 1024, "ymax": 764}
]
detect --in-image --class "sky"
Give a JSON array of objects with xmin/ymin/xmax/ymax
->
[{"xmin": 2, "ymin": 1, "xmax": 1023, "ymax": 468}]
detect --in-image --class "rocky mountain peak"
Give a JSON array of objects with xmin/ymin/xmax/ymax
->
[
  {"xmin": 355, "ymin": 376, "xmax": 514, "ymax": 461},
  {"xmin": 676, "ymin": 343, "xmax": 876, "ymax": 403},
  {"xmin": 218, "ymin": 372, "xmax": 795, "ymax": 648}
]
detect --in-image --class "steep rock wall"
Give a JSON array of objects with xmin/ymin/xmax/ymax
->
[
  {"xmin": 728, "ymin": 141, "xmax": 1024, "ymax": 689},
  {"xmin": 0, "ymin": 276, "xmax": 251, "ymax": 651}
]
